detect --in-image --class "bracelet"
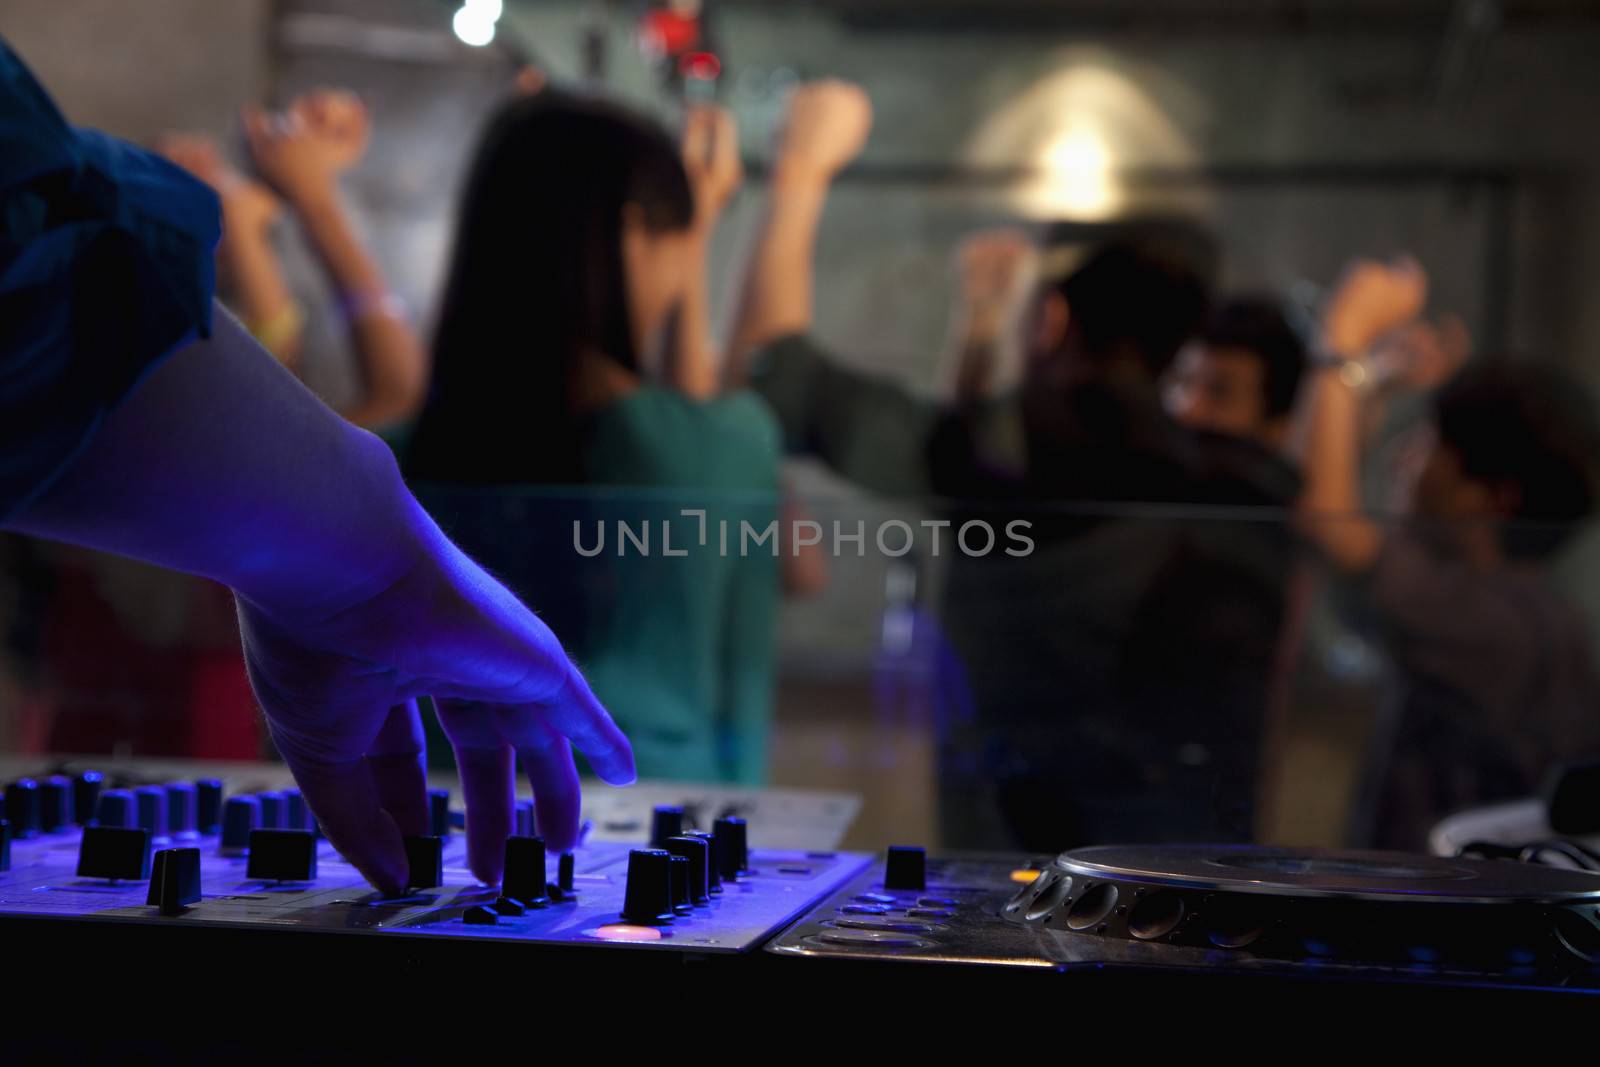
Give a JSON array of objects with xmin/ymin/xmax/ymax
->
[
  {"xmin": 1310, "ymin": 339, "xmax": 1375, "ymax": 393},
  {"xmin": 338, "ymin": 288, "xmax": 408, "ymax": 326},
  {"xmin": 247, "ymin": 302, "xmax": 306, "ymax": 360}
]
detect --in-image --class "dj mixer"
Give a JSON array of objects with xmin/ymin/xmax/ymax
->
[
  {"xmin": 0, "ymin": 762, "xmax": 870, "ymax": 967},
  {"xmin": 6, "ymin": 759, "xmax": 1600, "ymax": 1048}
]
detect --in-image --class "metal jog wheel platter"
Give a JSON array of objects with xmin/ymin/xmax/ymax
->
[{"xmin": 1002, "ymin": 844, "xmax": 1600, "ymax": 967}]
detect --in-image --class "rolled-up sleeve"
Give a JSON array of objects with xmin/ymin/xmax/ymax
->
[{"xmin": 0, "ymin": 39, "xmax": 219, "ymax": 520}]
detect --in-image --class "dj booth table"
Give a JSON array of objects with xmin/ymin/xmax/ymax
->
[{"xmin": 4, "ymin": 756, "xmax": 1599, "ymax": 1053}]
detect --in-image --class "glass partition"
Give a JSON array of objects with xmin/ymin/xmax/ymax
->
[{"xmin": 2, "ymin": 489, "xmax": 1596, "ymax": 857}]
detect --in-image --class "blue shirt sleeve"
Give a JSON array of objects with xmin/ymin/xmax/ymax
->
[{"xmin": 0, "ymin": 37, "xmax": 220, "ymax": 520}]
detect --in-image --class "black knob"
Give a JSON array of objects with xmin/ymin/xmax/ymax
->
[
  {"xmin": 164, "ymin": 782, "xmax": 197, "ymax": 839},
  {"xmin": 0, "ymin": 818, "xmax": 11, "ymax": 872},
  {"xmin": 134, "ymin": 786, "xmax": 168, "ymax": 840},
  {"xmin": 650, "ymin": 805, "xmax": 686, "ymax": 849},
  {"xmin": 620, "ymin": 849, "xmax": 675, "ymax": 925},
  {"xmin": 38, "ymin": 776, "xmax": 72, "ymax": 833},
  {"xmin": 147, "ymin": 848, "xmax": 202, "ymax": 915},
  {"xmin": 77, "ymin": 826, "xmax": 152, "ymax": 882},
  {"xmin": 668, "ymin": 854, "xmax": 693, "ymax": 914},
  {"xmin": 246, "ymin": 829, "xmax": 318, "ymax": 882},
  {"xmin": 713, "ymin": 817, "xmax": 748, "ymax": 881},
  {"xmin": 514, "ymin": 799, "xmax": 534, "ymax": 838},
  {"xmin": 883, "ymin": 845, "xmax": 926, "ymax": 891},
  {"xmin": 428, "ymin": 789, "xmax": 451, "ymax": 837},
  {"xmin": 220, "ymin": 795, "xmax": 260, "ymax": 855},
  {"xmin": 4, "ymin": 779, "xmax": 38, "ymax": 838},
  {"xmin": 404, "ymin": 835, "xmax": 443, "ymax": 889},
  {"xmin": 463, "ymin": 905, "xmax": 498, "ymax": 926},
  {"xmin": 686, "ymin": 831, "xmax": 722, "ymax": 894},
  {"xmin": 556, "ymin": 852, "xmax": 576, "ymax": 899},
  {"xmin": 283, "ymin": 788, "xmax": 308, "ymax": 832},
  {"xmin": 73, "ymin": 771, "xmax": 104, "ymax": 827},
  {"xmin": 257, "ymin": 791, "xmax": 285, "ymax": 830},
  {"xmin": 666, "ymin": 836, "xmax": 711, "ymax": 905},
  {"xmin": 502, "ymin": 836, "xmax": 548, "ymax": 905},
  {"xmin": 195, "ymin": 778, "xmax": 223, "ymax": 835},
  {"xmin": 96, "ymin": 789, "xmax": 136, "ymax": 830}
]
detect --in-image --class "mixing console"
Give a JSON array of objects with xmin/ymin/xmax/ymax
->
[{"xmin": 0, "ymin": 766, "xmax": 870, "ymax": 959}]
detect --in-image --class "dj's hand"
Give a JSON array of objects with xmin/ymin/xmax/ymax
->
[
  {"xmin": 236, "ymin": 517, "xmax": 634, "ymax": 896},
  {"xmin": 772, "ymin": 80, "xmax": 873, "ymax": 188}
]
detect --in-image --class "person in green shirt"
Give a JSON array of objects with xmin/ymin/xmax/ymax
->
[{"xmin": 404, "ymin": 91, "xmax": 787, "ymax": 785}]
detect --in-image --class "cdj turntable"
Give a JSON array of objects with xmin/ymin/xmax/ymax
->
[{"xmin": 768, "ymin": 843, "xmax": 1600, "ymax": 993}]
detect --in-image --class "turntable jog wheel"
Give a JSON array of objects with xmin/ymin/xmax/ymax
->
[{"xmin": 1002, "ymin": 845, "xmax": 1600, "ymax": 968}]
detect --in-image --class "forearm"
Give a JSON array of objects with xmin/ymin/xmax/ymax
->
[
  {"xmin": 661, "ymin": 236, "xmax": 720, "ymax": 400},
  {"xmin": 726, "ymin": 172, "xmax": 829, "ymax": 385},
  {"xmin": 6, "ymin": 304, "xmax": 425, "ymax": 623},
  {"xmin": 291, "ymin": 189, "xmax": 428, "ymax": 428},
  {"xmin": 951, "ymin": 328, "xmax": 1004, "ymax": 404},
  {"xmin": 1295, "ymin": 367, "xmax": 1383, "ymax": 572},
  {"xmin": 219, "ymin": 228, "xmax": 302, "ymax": 367}
]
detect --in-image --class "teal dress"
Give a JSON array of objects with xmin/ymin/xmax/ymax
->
[{"xmin": 574, "ymin": 385, "xmax": 782, "ymax": 784}]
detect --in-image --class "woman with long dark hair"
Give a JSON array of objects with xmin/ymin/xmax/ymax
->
[{"xmin": 406, "ymin": 92, "xmax": 784, "ymax": 784}]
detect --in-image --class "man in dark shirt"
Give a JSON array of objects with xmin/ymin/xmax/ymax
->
[{"xmin": 726, "ymin": 82, "xmax": 1299, "ymax": 850}]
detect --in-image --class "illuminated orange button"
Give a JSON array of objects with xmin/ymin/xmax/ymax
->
[
  {"xmin": 1009, "ymin": 869, "xmax": 1041, "ymax": 884},
  {"xmin": 591, "ymin": 923, "xmax": 664, "ymax": 942}
]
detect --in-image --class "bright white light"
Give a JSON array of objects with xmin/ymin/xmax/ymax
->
[
  {"xmin": 464, "ymin": 0, "xmax": 504, "ymax": 21},
  {"xmin": 964, "ymin": 56, "xmax": 1205, "ymax": 221},
  {"xmin": 1039, "ymin": 128, "xmax": 1117, "ymax": 218},
  {"xmin": 453, "ymin": 6, "xmax": 496, "ymax": 46}
]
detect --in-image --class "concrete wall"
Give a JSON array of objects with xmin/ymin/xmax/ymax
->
[{"xmin": 6, "ymin": 0, "xmax": 1600, "ymax": 668}]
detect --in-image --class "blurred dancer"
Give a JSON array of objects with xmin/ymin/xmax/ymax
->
[
  {"xmin": 158, "ymin": 89, "xmax": 427, "ymax": 431},
  {"xmin": 1299, "ymin": 257, "xmax": 1600, "ymax": 846},
  {"xmin": 728, "ymin": 81, "xmax": 1298, "ymax": 849},
  {"xmin": 407, "ymin": 94, "xmax": 790, "ymax": 784}
]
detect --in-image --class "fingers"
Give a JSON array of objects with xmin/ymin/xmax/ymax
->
[
  {"xmin": 533, "ymin": 666, "xmax": 636, "ymax": 786},
  {"xmin": 435, "ymin": 698, "xmax": 517, "ymax": 885},
  {"xmin": 272, "ymin": 734, "xmax": 409, "ymax": 897},
  {"xmin": 497, "ymin": 709, "xmax": 584, "ymax": 854},
  {"xmin": 682, "ymin": 104, "xmax": 712, "ymax": 171},
  {"xmin": 240, "ymin": 103, "xmax": 272, "ymax": 160},
  {"xmin": 708, "ymin": 107, "xmax": 739, "ymax": 172},
  {"xmin": 364, "ymin": 701, "xmax": 430, "ymax": 839}
]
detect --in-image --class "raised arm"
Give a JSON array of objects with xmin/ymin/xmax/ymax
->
[
  {"xmin": 1295, "ymin": 256, "xmax": 1429, "ymax": 572},
  {"xmin": 661, "ymin": 104, "xmax": 743, "ymax": 400},
  {"xmin": 9, "ymin": 307, "xmax": 633, "ymax": 894},
  {"xmin": 245, "ymin": 91, "xmax": 428, "ymax": 431},
  {"xmin": 156, "ymin": 133, "xmax": 304, "ymax": 367},
  {"xmin": 725, "ymin": 81, "xmax": 872, "ymax": 384},
  {"xmin": 948, "ymin": 228, "xmax": 1035, "ymax": 403}
]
